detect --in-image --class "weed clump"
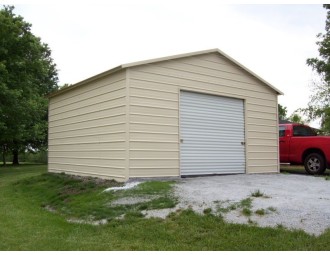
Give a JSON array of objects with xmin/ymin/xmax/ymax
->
[{"xmin": 255, "ymin": 209, "xmax": 266, "ymax": 216}]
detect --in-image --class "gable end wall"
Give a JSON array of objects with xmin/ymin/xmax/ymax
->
[{"xmin": 128, "ymin": 52, "xmax": 279, "ymax": 177}]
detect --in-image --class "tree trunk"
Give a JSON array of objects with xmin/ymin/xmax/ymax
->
[
  {"xmin": 2, "ymin": 145, "xmax": 6, "ymax": 166},
  {"xmin": 12, "ymin": 148, "xmax": 19, "ymax": 165}
]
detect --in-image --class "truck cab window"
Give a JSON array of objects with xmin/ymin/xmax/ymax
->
[
  {"xmin": 279, "ymin": 126, "xmax": 286, "ymax": 137},
  {"xmin": 293, "ymin": 125, "xmax": 317, "ymax": 137}
]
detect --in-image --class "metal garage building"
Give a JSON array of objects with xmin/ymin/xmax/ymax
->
[{"xmin": 48, "ymin": 49, "xmax": 283, "ymax": 182}]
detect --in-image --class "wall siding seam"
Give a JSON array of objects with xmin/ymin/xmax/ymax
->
[
  {"xmin": 50, "ymin": 75, "xmax": 126, "ymax": 103},
  {"xmin": 249, "ymin": 145, "xmax": 277, "ymax": 148},
  {"xmin": 182, "ymin": 86, "xmax": 274, "ymax": 102},
  {"xmin": 49, "ymin": 122, "xmax": 126, "ymax": 134},
  {"xmin": 50, "ymin": 96, "xmax": 126, "ymax": 117},
  {"xmin": 249, "ymin": 151, "xmax": 278, "ymax": 153},
  {"xmin": 153, "ymin": 63, "xmax": 270, "ymax": 92},
  {"xmin": 195, "ymin": 54, "xmax": 256, "ymax": 75},
  {"xmin": 129, "ymin": 167, "xmax": 178, "ymax": 169},
  {"xmin": 130, "ymin": 121, "xmax": 178, "ymax": 127},
  {"xmin": 49, "ymin": 114, "xmax": 126, "ymax": 128},
  {"xmin": 247, "ymin": 102, "xmax": 277, "ymax": 109},
  {"xmin": 50, "ymin": 149, "xmax": 126, "ymax": 152},
  {"xmin": 130, "ymin": 75, "xmax": 275, "ymax": 103},
  {"xmin": 130, "ymin": 158, "xmax": 179, "ymax": 160},
  {"xmin": 48, "ymin": 162, "xmax": 125, "ymax": 169},
  {"xmin": 248, "ymin": 164, "xmax": 278, "ymax": 167},
  {"xmin": 131, "ymin": 69, "xmax": 276, "ymax": 99},
  {"xmin": 129, "ymin": 77, "xmax": 177, "ymax": 90},
  {"xmin": 49, "ymin": 131, "xmax": 126, "ymax": 140},
  {"xmin": 131, "ymin": 95, "xmax": 178, "ymax": 103},
  {"xmin": 248, "ymin": 116, "xmax": 277, "ymax": 121},
  {"xmin": 50, "ymin": 84, "xmax": 126, "ymax": 110},
  {"xmin": 130, "ymin": 85, "xmax": 178, "ymax": 95},
  {"xmin": 248, "ymin": 137, "xmax": 277, "ymax": 140},
  {"xmin": 153, "ymin": 61, "xmax": 246, "ymax": 79},
  {"xmin": 177, "ymin": 59, "xmax": 248, "ymax": 77},
  {"xmin": 130, "ymin": 140, "xmax": 178, "ymax": 143},
  {"xmin": 50, "ymin": 156, "xmax": 125, "ymax": 160},
  {"xmin": 249, "ymin": 158, "xmax": 278, "ymax": 160},
  {"xmin": 130, "ymin": 131, "xmax": 178, "ymax": 135},
  {"xmin": 130, "ymin": 103, "xmax": 177, "ymax": 111},
  {"xmin": 130, "ymin": 113, "xmax": 178, "ymax": 119},
  {"xmin": 129, "ymin": 149, "xmax": 179, "ymax": 152},
  {"xmin": 50, "ymin": 104, "xmax": 126, "ymax": 121},
  {"xmin": 248, "ymin": 109, "xmax": 277, "ymax": 115},
  {"xmin": 246, "ymin": 123, "xmax": 277, "ymax": 128},
  {"xmin": 249, "ymin": 130, "xmax": 276, "ymax": 133},
  {"xmin": 50, "ymin": 140, "xmax": 126, "ymax": 146}
]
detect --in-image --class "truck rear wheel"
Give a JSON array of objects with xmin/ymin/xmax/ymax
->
[{"xmin": 304, "ymin": 153, "xmax": 326, "ymax": 175}]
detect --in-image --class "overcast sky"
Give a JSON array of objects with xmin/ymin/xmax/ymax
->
[{"xmin": 8, "ymin": 2, "xmax": 327, "ymax": 127}]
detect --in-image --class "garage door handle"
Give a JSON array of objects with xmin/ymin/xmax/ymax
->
[
  {"xmin": 241, "ymin": 142, "xmax": 245, "ymax": 145},
  {"xmin": 180, "ymin": 139, "xmax": 184, "ymax": 143}
]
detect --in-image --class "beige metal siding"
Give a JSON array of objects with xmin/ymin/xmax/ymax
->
[
  {"xmin": 128, "ymin": 52, "xmax": 278, "ymax": 176},
  {"xmin": 48, "ymin": 70, "xmax": 127, "ymax": 181}
]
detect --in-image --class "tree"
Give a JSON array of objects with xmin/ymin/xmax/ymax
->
[
  {"xmin": 278, "ymin": 104, "xmax": 288, "ymax": 120},
  {"xmin": 289, "ymin": 112, "xmax": 305, "ymax": 124},
  {"xmin": 305, "ymin": 4, "xmax": 330, "ymax": 133},
  {"xmin": 0, "ymin": 6, "xmax": 58, "ymax": 165}
]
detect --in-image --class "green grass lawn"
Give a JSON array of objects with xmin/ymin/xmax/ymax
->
[{"xmin": 1, "ymin": 164, "xmax": 330, "ymax": 250}]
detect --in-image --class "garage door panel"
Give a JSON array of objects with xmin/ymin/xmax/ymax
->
[{"xmin": 180, "ymin": 91, "xmax": 245, "ymax": 175}]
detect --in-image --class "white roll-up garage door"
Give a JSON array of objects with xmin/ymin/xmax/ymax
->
[{"xmin": 180, "ymin": 91, "xmax": 245, "ymax": 175}]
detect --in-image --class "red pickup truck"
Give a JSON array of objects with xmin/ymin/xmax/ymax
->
[{"xmin": 279, "ymin": 123, "xmax": 330, "ymax": 174}]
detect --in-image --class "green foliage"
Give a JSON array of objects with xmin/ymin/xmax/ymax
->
[
  {"xmin": 242, "ymin": 208, "xmax": 252, "ymax": 216},
  {"xmin": 255, "ymin": 209, "xmax": 266, "ymax": 216},
  {"xmin": 0, "ymin": 5, "xmax": 58, "ymax": 165},
  {"xmin": 239, "ymin": 198, "xmax": 252, "ymax": 209},
  {"xmin": 305, "ymin": 5, "xmax": 330, "ymax": 133},
  {"xmin": 19, "ymin": 150, "xmax": 48, "ymax": 164},
  {"xmin": 251, "ymin": 190, "xmax": 264, "ymax": 198},
  {"xmin": 289, "ymin": 112, "xmax": 305, "ymax": 124},
  {"xmin": 250, "ymin": 190, "xmax": 270, "ymax": 199},
  {"xmin": 267, "ymin": 207, "xmax": 277, "ymax": 212},
  {"xmin": 278, "ymin": 104, "xmax": 305, "ymax": 124},
  {"xmin": 278, "ymin": 104, "xmax": 288, "ymax": 120},
  {"xmin": 203, "ymin": 208, "xmax": 212, "ymax": 214}
]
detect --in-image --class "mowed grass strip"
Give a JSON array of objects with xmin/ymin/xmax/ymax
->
[{"xmin": 1, "ymin": 165, "xmax": 330, "ymax": 250}]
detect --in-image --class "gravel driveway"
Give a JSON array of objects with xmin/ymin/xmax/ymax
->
[{"xmin": 144, "ymin": 174, "xmax": 330, "ymax": 236}]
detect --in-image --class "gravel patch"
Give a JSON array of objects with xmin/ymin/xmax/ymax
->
[
  {"xmin": 67, "ymin": 218, "xmax": 108, "ymax": 226},
  {"xmin": 111, "ymin": 196, "xmax": 157, "ymax": 205},
  {"xmin": 144, "ymin": 174, "xmax": 330, "ymax": 236},
  {"xmin": 104, "ymin": 181, "xmax": 142, "ymax": 192}
]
